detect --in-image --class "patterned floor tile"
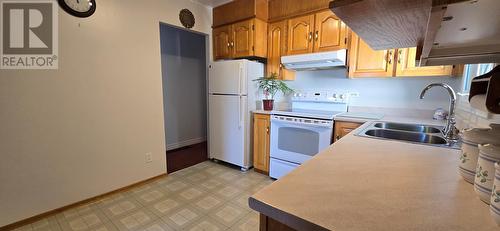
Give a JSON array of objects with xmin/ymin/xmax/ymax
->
[
  {"xmin": 58, "ymin": 209, "xmax": 110, "ymax": 231},
  {"xmin": 208, "ymin": 202, "xmax": 250, "ymax": 227},
  {"xmin": 230, "ymin": 192, "xmax": 252, "ymax": 209},
  {"xmin": 159, "ymin": 180, "xmax": 191, "ymax": 193},
  {"xmin": 100, "ymin": 197, "xmax": 143, "ymax": 219},
  {"xmin": 184, "ymin": 216, "xmax": 228, "ymax": 231},
  {"xmin": 199, "ymin": 178, "xmax": 227, "ymax": 192},
  {"xmin": 146, "ymin": 197, "xmax": 185, "ymax": 217},
  {"xmin": 191, "ymin": 194, "xmax": 225, "ymax": 214},
  {"xmin": 137, "ymin": 219, "xmax": 175, "ymax": 231},
  {"xmin": 214, "ymin": 185, "xmax": 242, "ymax": 200},
  {"xmin": 14, "ymin": 161, "xmax": 275, "ymax": 231},
  {"xmin": 204, "ymin": 166, "xmax": 225, "ymax": 176},
  {"xmin": 176, "ymin": 186, "xmax": 207, "ymax": 203},
  {"xmin": 132, "ymin": 188, "xmax": 169, "ymax": 206},
  {"xmin": 111, "ymin": 209, "xmax": 158, "ymax": 231},
  {"xmin": 185, "ymin": 172, "xmax": 210, "ymax": 184},
  {"xmin": 160, "ymin": 205, "xmax": 204, "ymax": 230},
  {"xmin": 228, "ymin": 211, "xmax": 259, "ymax": 231}
]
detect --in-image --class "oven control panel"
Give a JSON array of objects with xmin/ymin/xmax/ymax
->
[
  {"xmin": 292, "ymin": 91, "xmax": 348, "ymax": 103},
  {"xmin": 271, "ymin": 115, "xmax": 334, "ymax": 128}
]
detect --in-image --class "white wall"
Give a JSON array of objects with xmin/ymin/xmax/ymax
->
[
  {"xmin": 283, "ymin": 69, "xmax": 463, "ymax": 110},
  {"xmin": 160, "ymin": 24, "xmax": 207, "ymax": 150},
  {"xmin": 0, "ymin": 0, "xmax": 212, "ymax": 226}
]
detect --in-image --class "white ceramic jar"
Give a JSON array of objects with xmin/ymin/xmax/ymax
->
[
  {"xmin": 475, "ymin": 144, "xmax": 500, "ymax": 204},
  {"xmin": 490, "ymin": 162, "xmax": 500, "ymax": 225},
  {"xmin": 459, "ymin": 128, "xmax": 494, "ymax": 183}
]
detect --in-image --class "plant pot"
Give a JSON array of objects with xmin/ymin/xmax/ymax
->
[{"xmin": 263, "ymin": 99, "xmax": 274, "ymax": 111}]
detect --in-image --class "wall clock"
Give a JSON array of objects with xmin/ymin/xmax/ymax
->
[
  {"xmin": 179, "ymin": 9, "xmax": 195, "ymax": 29},
  {"xmin": 58, "ymin": 0, "xmax": 96, "ymax": 18}
]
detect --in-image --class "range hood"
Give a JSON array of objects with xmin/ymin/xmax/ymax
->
[
  {"xmin": 281, "ymin": 50, "xmax": 347, "ymax": 71},
  {"xmin": 330, "ymin": 0, "xmax": 500, "ymax": 66}
]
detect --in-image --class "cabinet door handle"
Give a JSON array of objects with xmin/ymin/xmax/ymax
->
[
  {"xmin": 397, "ymin": 50, "xmax": 402, "ymax": 64},
  {"xmin": 308, "ymin": 32, "xmax": 313, "ymax": 41},
  {"xmin": 227, "ymin": 42, "xmax": 230, "ymax": 48},
  {"xmin": 231, "ymin": 41, "xmax": 234, "ymax": 47},
  {"xmin": 314, "ymin": 31, "xmax": 319, "ymax": 41},
  {"xmin": 266, "ymin": 127, "xmax": 269, "ymax": 134},
  {"xmin": 388, "ymin": 50, "xmax": 393, "ymax": 64}
]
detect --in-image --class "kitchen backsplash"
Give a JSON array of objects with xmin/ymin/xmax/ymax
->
[
  {"xmin": 456, "ymin": 94, "xmax": 500, "ymax": 129},
  {"xmin": 276, "ymin": 69, "xmax": 462, "ymax": 110}
]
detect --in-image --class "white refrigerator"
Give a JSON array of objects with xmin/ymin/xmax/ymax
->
[{"xmin": 208, "ymin": 60, "xmax": 264, "ymax": 170}]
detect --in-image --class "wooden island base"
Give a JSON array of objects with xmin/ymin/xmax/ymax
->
[{"xmin": 260, "ymin": 214, "xmax": 297, "ymax": 231}]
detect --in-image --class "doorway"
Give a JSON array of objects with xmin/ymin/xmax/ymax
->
[{"xmin": 159, "ymin": 23, "xmax": 208, "ymax": 173}]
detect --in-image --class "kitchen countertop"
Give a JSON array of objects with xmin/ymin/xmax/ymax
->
[
  {"xmin": 249, "ymin": 118, "xmax": 499, "ymax": 231},
  {"xmin": 253, "ymin": 110, "xmax": 273, "ymax": 115}
]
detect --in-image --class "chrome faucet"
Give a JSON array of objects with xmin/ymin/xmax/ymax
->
[{"xmin": 420, "ymin": 83, "xmax": 460, "ymax": 142}]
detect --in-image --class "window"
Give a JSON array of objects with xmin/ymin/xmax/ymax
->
[{"xmin": 461, "ymin": 63, "xmax": 495, "ymax": 94}]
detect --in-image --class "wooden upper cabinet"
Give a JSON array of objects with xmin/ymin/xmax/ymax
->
[
  {"xmin": 213, "ymin": 0, "xmax": 268, "ymax": 27},
  {"xmin": 313, "ymin": 10, "xmax": 347, "ymax": 52},
  {"xmin": 213, "ymin": 25, "xmax": 232, "ymax": 60},
  {"xmin": 287, "ymin": 14, "xmax": 315, "ymax": 55},
  {"xmin": 348, "ymin": 33, "xmax": 395, "ymax": 78},
  {"xmin": 233, "ymin": 20, "xmax": 254, "ymax": 58},
  {"xmin": 267, "ymin": 20, "xmax": 295, "ymax": 80},
  {"xmin": 395, "ymin": 47, "xmax": 454, "ymax": 77},
  {"xmin": 213, "ymin": 19, "xmax": 267, "ymax": 60},
  {"xmin": 268, "ymin": 0, "xmax": 331, "ymax": 21}
]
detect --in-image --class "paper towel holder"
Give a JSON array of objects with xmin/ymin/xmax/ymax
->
[{"xmin": 469, "ymin": 65, "xmax": 500, "ymax": 114}]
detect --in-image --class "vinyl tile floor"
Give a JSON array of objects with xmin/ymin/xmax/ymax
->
[{"xmin": 13, "ymin": 161, "xmax": 274, "ymax": 231}]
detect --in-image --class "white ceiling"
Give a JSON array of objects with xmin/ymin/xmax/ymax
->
[{"xmin": 193, "ymin": 0, "xmax": 232, "ymax": 7}]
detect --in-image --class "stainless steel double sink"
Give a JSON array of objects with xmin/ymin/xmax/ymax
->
[{"xmin": 356, "ymin": 121, "xmax": 461, "ymax": 149}]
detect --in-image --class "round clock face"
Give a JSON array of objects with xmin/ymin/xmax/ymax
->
[{"xmin": 58, "ymin": 0, "xmax": 96, "ymax": 18}]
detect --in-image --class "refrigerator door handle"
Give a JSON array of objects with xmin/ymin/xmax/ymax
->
[
  {"xmin": 238, "ymin": 64, "xmax": 243, "ymax": 96},
  {"xmin": 238, "ymin": 95, "xmax": 243, "ymax": 129},
  {"xmin": 238, "ymin": 64, "xmax": 243, "ymax": 129}
]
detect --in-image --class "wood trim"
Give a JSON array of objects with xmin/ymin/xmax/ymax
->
[
  {"xmin": 0, "ymin": 173, "xmax": 167, "ymax": 231},
  {"xmin": 254, "ymin": 168, "xmax": 269, "ymax": 175},
  {"xmin": 212, "ymin": 16, "xmax": 256, "ymax": 28},
  {"xmin": 420, "ymin": 5, "xmax": 447, "ymax": 66},
  {"xmin": 268, "ymin": 8, "xmax": 328, "ymax": 23}
]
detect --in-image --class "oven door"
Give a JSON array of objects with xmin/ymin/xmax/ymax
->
[{"xmin": 270, "ymin": 115, "xmax": 333, "ymax": 164}]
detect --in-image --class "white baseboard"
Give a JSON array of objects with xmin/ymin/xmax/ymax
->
[{"xmin": 166, "ymin": 137, "xmax": 206, "ymax": 151}]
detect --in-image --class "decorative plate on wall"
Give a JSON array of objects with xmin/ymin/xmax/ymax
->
[{"xmin": 179, "ymin": 9, "xmax": 195, "ymax": 29}]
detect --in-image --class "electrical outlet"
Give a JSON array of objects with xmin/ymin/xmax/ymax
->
[{"xmin": 145, "ymin": 152, "xmax": 153, "ymax": 163}]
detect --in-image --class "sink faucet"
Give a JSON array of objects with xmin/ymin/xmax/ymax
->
[{"xmin": 420, "ymin": 83, "xmax": 459, "ymax": 142}]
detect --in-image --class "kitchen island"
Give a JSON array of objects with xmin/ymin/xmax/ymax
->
[{"xmin": 249, "ymin": 121, "xmax": 499, "ymax": 231}]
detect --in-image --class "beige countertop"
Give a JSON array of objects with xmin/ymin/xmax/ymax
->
[
  {"xmin": 249, "ymin": 119, "xmax": 499, "ymax": 231},
  {"xmin": 253, "ymin": 110, "xmax": 273, "ymax": 115}
]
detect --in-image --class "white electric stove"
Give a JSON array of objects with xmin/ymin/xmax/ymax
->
[{"xmin": 269, "ymin": 90, "xmax": 349, "ymax": 179}]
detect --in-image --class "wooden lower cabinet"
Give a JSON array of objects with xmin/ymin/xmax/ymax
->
[
  {"xmin": 260, "ymin": 214, "xmax": 297, "ymax": 231},
  {"xmin": 334, "ymin": 121, "xmax": 362, "ymax": 142},
  {"xmin": 253, "ymin": 113, "xmax": 270, "ymax": 174}
]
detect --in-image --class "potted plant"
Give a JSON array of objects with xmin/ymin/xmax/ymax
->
[{"xmin": 253, "ymin": 73, "xmax": 294, "ymax": 111}]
